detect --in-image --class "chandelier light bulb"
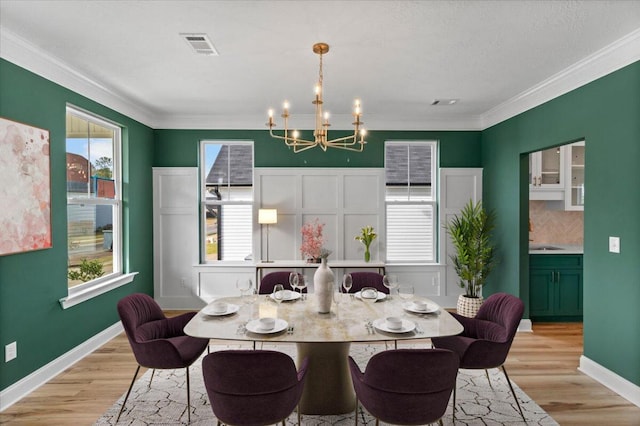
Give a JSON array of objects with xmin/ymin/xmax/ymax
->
[{"xmin": 292, "ymin": 130, "xmax": 299, "ymax": 139}]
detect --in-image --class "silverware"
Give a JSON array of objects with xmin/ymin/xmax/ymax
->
[
  {"xmin": 236, "ymin": 321, "xmax": 248, "ymax": 335},
  {"xmin": 365, "ymin": 320, "xmax": 375, "ymax": 334}
]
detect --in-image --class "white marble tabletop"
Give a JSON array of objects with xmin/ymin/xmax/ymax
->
[{"xmin": 184, "ymin": 293, "xmax": 463, "ymax": 343}]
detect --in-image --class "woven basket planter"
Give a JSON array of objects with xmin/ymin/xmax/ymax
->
[{"xmin": 457, "ymin": 294, "xmax": 484, "ymax": 318}]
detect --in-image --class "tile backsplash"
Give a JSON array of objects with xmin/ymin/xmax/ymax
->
[{"xmin": 529, "ymin": 201, "xmax": 584, "ymax": 245}]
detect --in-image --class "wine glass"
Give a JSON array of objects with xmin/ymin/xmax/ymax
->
[
  {"xmin": 383, "ymin": 274, "xmax": 398, "ymax": 298},
  {"xmin": 272, "ymin": 284, "xmax": 285, "ymax": 305},
  {"xmin": 333, "ymin": 284, "xmax": 344, "ymax": 318},
  {"xmin": 297, "ymin": 275, "xmax": 308, "ymax": 300},
  {"xmin": 360, "ymin": 286, "xmax": 378, "ymax": 306},
  {"xmin": 289, "ymin": 272, "xmax": 299, "ymax": 295},
  {"xmin": 342, "ymin": 273, "xmax": 353, "ymax": 295},
  {"xmin": 236, "ymin": 278, "xmax": 252, "ymax": 302},
  {"xmin": 397, "ymin": 284, "xmax": 414, "ymax": 304}
]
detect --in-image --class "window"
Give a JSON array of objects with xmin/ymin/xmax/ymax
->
[
  {"xmin": 385, "ymin": 141, "xmax": 437, "ymax": 263},
  {"xmin": 201, "ymin": 141, "xmax": 254, "ymax": 262},
  {"xmin": 66, "ymin": 107, "xmax": 122, "ymax": 290}
]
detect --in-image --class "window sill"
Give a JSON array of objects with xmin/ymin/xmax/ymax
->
[{"xmin": 59, "ymin": 272, "xmax": 138, "ymax": 309}]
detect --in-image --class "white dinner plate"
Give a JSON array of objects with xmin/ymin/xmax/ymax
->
[
  {"xmin": 403, "ymin": 302, "xmax": 439, "ymax": 314},
  {"xmin": 372, "ymin": 318, "xmax": 416, "ymax": 334},
  {"xmin": 354, "ymin": 291, "xmax": 387, "ymax": 302},
  {"xmin": 202, "ymin": 303, "xmax": 240, "ymax": 316},
  {"xmin": 245, "ymin": 318, "xmax": 288, "ymax": 334},
  {"xmin": 269, "ymin": 290, "xmax": 302, "ymax": 302}
]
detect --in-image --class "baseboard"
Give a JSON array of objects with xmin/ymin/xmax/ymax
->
[
  {"xmin": 0, "ymin": 321, "xmax": 123, "ymax": 412},
  {"xmin": 518, "ymin": 318, "xmax": 533, "ymax": 332},
  {"xmin": 579, "ymin": 355, "xmax": 640, "ymax": 408}
]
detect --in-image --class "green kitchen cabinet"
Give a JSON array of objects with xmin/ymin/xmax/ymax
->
[{"xmin": 530, "ymin": 254, "xmax": 583, "ymax": 321}]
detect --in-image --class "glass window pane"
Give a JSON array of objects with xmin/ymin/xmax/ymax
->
[
  {"xmin": 202, "ymin": 141, "xmax": 254, "ymax": 262},
  {"xmin": 67, "ymin": 204, "xmax": 114, "ymax": 287},
  {"xmin": 67, "ymin": 114, "xmax": 115, "ymax": 199},
  {"xmin": 385, "ymin": 141, "xmax": 437, "ymax": 263},
  {"xmin": 385, "ymin": 143, "xmax": 433, "ymax": 201}
]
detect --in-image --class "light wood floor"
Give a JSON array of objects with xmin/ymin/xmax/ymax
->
[{"xmin": 1, "ymin": 322, "xmax": 638, "ymax": 425}]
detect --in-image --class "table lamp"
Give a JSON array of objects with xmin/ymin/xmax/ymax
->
[{"xmin": 258, "ymin": 208, "xmax": 277, "ymax": 262}]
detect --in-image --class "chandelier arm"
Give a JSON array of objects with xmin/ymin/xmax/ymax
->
[
  {"xmin": 269, "ymin": 128, "xmax": 316, "ymax": 146},
  {"xmin": 325, "ymin": 133, "xmax": 363, "ymax": 146}
]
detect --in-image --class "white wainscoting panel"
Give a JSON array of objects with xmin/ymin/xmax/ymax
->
[
  {"xmin": 153, "ymin": 167, "xmax": 203, "ymax": 309},
  {"xmin": 195, "ymin": 265, "xmax": 256, "ymax": 303},
  {"xmin": 439, "ymin": 168, "xmax": 483, "ymax": 307},
  {"xmin": 255, "ymin": 168, "xmax": 385, "ymax": 263}
]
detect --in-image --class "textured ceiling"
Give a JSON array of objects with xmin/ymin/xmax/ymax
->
[{"xmin": 1, "ymin": 0, "xmax": 639, "ymax": 130}]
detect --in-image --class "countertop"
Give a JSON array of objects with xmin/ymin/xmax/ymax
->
[{"xmin": 529, "ymin": 243, "xmax": 583, "ymax": 254}]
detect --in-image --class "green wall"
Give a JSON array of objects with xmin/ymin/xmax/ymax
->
[
  {"xmin": 5, "ymin": 48, "xmax": 637, "ymax": 397},
  {"xmin": 482, "ymin": 60, "xmax": 640, "ymax": 387},
  {"xmin": 154, "ymin": 129, "xmax": 481, "ymax": 168},
  {"xmin": 0, "ymin": 59, "xmax": 155, "ymax": 391}
]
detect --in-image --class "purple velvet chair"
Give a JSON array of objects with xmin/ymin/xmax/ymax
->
[
  {"xmin": 346, "ymin": 272, "xmax": 389, "ymax": 294},
  {"xmin": 431, "ymin": 292, "xmax": 525, "ymax": 421},
  {"xmin": 116, "ymin": 293, "xmax": 209, "ymax": 423},
  {"xmin": 202, "ymin": 350, "xmax": 309, "ymax": 426},
  {"xmin": 259, "ymin": 271, "xmax": 306, "ymax": 294},
  {"xmin": 348, "ymin": 349, "xmax": 459, "ymax": 425}
]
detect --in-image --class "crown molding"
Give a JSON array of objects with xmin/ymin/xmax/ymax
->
[
  {"xmin": 481, "ymin": 28, "xmax": 640, "ymax": 129},
  {"xmin": 152, "ymin": 113, "xmax": 483, "ymax": 131},
  {"xmin": 3, "ymin": 26, "xmax": 638, "ymax": 131},
  {"xmin": 0, "ymin": 28, "xmax": 155, "ymax": 127}
]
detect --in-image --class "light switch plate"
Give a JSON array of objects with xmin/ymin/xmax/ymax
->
[{"xmin": 609, "ymin": 236, "xmax": 620, "ymax": 253}]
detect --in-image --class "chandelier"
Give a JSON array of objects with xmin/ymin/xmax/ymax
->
[{"xmin": 266, "ymin": 42, "xmax": 367, "ymax": 153}]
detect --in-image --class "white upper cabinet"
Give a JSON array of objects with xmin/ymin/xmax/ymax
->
[
  {"xmin": 529, "ymin": 147, "xmax": 565, "ymax": 200},
  {"xmin": 565, "ymin": 141, "xmax": 585, "ymax": 211}
]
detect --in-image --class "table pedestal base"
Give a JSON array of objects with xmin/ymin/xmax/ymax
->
[{"xmin": 296, "ymin": 342, "xmax": 356, "ymax": 415}]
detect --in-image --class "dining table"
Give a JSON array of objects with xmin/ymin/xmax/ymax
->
[{"xmin": 184, "ymin": 291, "xmax": 463, "ymax": 415}]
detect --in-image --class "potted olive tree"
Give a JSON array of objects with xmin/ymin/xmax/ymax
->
[{"xmin": 445, "ymin": 199, "xmax": 497, "ymax": 317}]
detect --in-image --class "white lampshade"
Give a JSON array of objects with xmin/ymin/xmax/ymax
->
[{"xmin": 258, "ymin": 209, "xmax": 278, "ymax": 225}]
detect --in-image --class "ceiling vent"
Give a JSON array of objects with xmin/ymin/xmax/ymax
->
[
  {"xmin": 431, "ymin": 99, "xmax": 458, "ymax": 106},
  {"xmin": 180, "ymin": 33, "xmax": 218, "ymax": 56}
]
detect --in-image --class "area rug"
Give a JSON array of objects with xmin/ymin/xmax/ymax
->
[{"xmin": 95, "ymin": 342, "xmax": 557, "ymax": 425}]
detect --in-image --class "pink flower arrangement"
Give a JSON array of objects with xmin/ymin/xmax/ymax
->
[{"xmin": 300, "ymin": 219, "xmax": 325, "ymax": 261}]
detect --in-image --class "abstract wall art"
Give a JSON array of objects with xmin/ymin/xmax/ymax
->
[{"xmin": 0, "ymin": 117, "xmax": 52, "ymax": 255}]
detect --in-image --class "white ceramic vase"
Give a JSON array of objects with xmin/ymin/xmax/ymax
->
[{"xmin": 314, "ymin": 258, "xmax": 334, "ymax": 313}]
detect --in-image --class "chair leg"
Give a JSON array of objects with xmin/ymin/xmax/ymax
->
[
  {"xmin": 116, "ymin": 365, "xmax": 141, "ymax": 423},
  {"xmin": 148, "ymin": 369, "xmax": 155, "ymax": 388},
  {"xmin": 501, "ymin": 365, "xmax": 525, "ymax": 421},
  {"xmin": 186, "ymin": 367, "xmax": 191, "ymax": 423},
  {"xmin": 375, "ymin": 418, "xmax": 380, "ymax": 426},
  {"xmin": 452, "ymin": 384, "xmax": 456, "ymax": 422},
  {"xmin": 354, "ymin": 400, "xmax": 358, "ymax": 426},
  {"xmin": 485, "ymin": 368, "xmax": 493, "ymax": 389}
]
